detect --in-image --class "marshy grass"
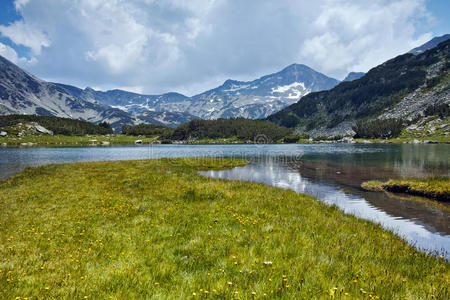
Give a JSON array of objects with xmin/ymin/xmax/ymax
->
[
  {"xmin": 0, "ymin": 158, "xmax": 449, "ymax": 299},
  {"xmin": 362, "ymin": 177, "xmax": 450, "ymax": 202}
]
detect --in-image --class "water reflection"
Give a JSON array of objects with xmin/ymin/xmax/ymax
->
[
  {"xmin": 200, "ymin": 158, "xmax": 450, "ymax": 259},
  {"xmin": 1, "ymin": 143, "xmax": 449, "ymax": 258}
]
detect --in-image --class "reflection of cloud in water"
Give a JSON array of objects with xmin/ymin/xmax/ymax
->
[{"xmin": 200, "ymin": 161, "xmax": 450, "ymax": 259}]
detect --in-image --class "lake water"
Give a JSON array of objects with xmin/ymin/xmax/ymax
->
[{"xmin": 1, "ymin": 143, "xmax": 449, "ymax": 258}]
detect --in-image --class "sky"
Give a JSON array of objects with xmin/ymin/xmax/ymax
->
[{"xmin": 0, "ymin": 0, "xmax": 449, "ymax": 96}]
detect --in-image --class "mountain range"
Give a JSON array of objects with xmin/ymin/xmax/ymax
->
[
  {"xmin": 0, "ymin": 57, "xmax": 340, "ymax": 131},
  {"xmin": 1, "ymin": 34, "xmax": 448, "ymax": 133}
]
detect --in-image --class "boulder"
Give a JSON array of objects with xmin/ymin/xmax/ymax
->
[
  {"xmin": 0, "ymin": 131, "xmax": 7, "ymax": 137},
  {"xmin": 35, "ymin": 125, "xmax": 53, "ymax": 135},
  {"xmin": 135, "ymin": 140, "xmax": 143, "ymax": 144},
  {"xmin": 101, "ymin": 141, "xmax": 110, "ymax": 145}
]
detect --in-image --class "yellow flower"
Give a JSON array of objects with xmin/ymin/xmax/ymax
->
[{"xmin": 328, "ymin": 289, "xmax": 335, "ymax": 296}]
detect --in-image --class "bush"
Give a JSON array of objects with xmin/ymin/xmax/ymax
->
[
  {"xmin": 0, "ymin": 115, "xmax": 113, "ymax": 135},
  {"xmin": 424, "ymin": 103, "xmax": 450, "ymax": 118},
  {"xmin": 353, "ymin": 118, "xmax": 404, "ymax": 139},
  {"xmin": 163, "ymin": 118, "xmax": 292, "ymax": 142},
  {"xmin": 122, "ymin": 124, "xmax": 173, "ymax": 136}
]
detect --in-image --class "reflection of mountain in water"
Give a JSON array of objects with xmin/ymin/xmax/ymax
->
[{"xmin": 200, "ymin": 157, "xmax": 450, "ymax": 258}]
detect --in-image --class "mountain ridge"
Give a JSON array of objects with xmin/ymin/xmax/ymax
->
[{"xmin": 267, "ymin": 39, "xmax": 450, "ymax": 137}]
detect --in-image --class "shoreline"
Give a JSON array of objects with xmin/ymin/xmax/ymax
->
[{"xmin": 1, "ymin": 134, "xmax": 450, "ymax": 147}]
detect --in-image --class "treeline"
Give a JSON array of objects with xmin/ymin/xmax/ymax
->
[
  {"xmin": 157, "ymin": 118, "xmax": 291, "ymax": 142},
  {"xmin": 122, "ymin": 124, "xmax": 173, "ymax": 136},
  {"xmin": 353, "ymin": 118, "xmax": 404, "ymax": 139},
  {"xmin": 0, "ymin": 115, "xmax": 113, "ymax": 135}
]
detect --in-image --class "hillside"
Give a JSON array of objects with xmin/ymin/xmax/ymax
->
[
  {"xmin": 0, "ymin": 115, "xmax": 113, "ymax": 136},
  {"xmin": 0, "ymin": 56, "xmax": 133, "ymax": 132},
  {"xmin": 267, "ymin": 39, "xmax": 450, "ymax": 137},
  {"xmin": 185, "ymin": 64, "xmax": 339, "ymax": 119}
]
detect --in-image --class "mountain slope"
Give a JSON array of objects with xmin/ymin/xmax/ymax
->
[
  {"xmin": 267, "ymin": 39, "xmax": 450, "ymax": 137},
  {"xmin": 58, "ymin": 64, "xmax": 339, "ymax": 120},
  {"xmin": 409, "ymin": 34, "xmax": 450, "ymax": 55},
  {"xmin": 0, "ymin": 55, "xmax": 196, "ymax": 131},
  {"xmin": 54, "ymin": 83, "xmax": 192, "ymax": 114},
  {"xmin": 0, "ymin": 55, "xmax": 136, "ymax": 131},
  {"xmin": 183, "ymin": 64, "xmax": 339, "ymax": 119},
  {"xmin": 55, "ymin": 83, "xmax": 197, "ymax": 127},
  {"xmin": 343, "ymin": 72, "xmax": 365, "ymax": 82}
]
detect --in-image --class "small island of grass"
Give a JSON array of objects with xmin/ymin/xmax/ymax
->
[{"xmin": 362, "ymin": 177, "xmax": 450, "ymax": 202}]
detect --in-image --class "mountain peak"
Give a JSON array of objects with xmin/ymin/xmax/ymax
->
[{"xmin": 281, "ymin": 63, "xmax": 312, "ymax": 72}]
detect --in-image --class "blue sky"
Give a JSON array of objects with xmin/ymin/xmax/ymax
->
[{"xmin": 0, "ymin": 0, "xmax": 448, "ymax": 95}]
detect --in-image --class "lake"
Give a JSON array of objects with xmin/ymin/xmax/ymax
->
[{"xmin": 1, "ymin": 143, "xmax": 449, "ymax": 258}]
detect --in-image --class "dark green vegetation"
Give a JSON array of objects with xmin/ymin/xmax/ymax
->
[
  {"xmin": 353, "ymin": 118, "xmax": 404, "ymax": 139},
  {"xmin": 425, "ymin": 103, "xmax": 450, "ymax": 119},
  {"xmin": 122, "ymin": 123, "xmax": 173, "ymax": 136},
  {"xmin": 0, "ymin": 159, "xmax": 449, "ymax": 299},
  {"xmin": 0, "ymin": 114, "xmax": 112, "ymax": 135},
  {"xmin": 267, "ymin": 39, "xmax": 450, "ymax": 130},
  {"xmin": 362, "ymin": 177, "xmax": 450, "ymax": 202},
  {"xmin": 162, "ymin": 118, "xmax": 292, "ymax": 142}
]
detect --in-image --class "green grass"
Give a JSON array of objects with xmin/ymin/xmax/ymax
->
[
  {"xmin": 0, "ymin": 158, "xmax": 449, "ymax": 299},
  {"xmin": 0, "ymin": 134, "xmax": 160, "ymax": 146},
  {"xmin": 362, "ymin": 177, "xmax": 450, "ymax": 202}
]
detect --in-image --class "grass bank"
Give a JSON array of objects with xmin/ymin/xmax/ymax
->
[
  {"xmin": 0, "ymin": 134, "xmax": 159, "ymax": 146},
  {"xmin": 0, "ymin": 159, "xmax": 449, "ymax": 299},
  {"xmin": 362, "ymin": 177, "xmax": 450, "ymax": 202}
]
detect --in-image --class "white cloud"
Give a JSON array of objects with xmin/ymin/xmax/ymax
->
[
  {"xmin": 2, "ymin": 0, "xmax": 437, "ymax": 94},
  {"xmin": 0, "ymin": 42, "xmax": 21, "ymax": 63},
  {"xmin": 299, "ymin": 0, "xmax": 433, "ymax": 78},
  {"xmin": 0, "ymin": 42, "xmax": 35, "ymax": 64},
  {"xmin": 0, "ymin": 21, "xmax": 50, "ymax": 55},
  {"xmin": 14, "ymin": 0, "xmax": 29, "ymax": 11}
]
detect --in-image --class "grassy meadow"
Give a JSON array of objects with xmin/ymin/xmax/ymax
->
[
  {"xmin": 0, "ymin": 158, "xmax": 449, "ymax": 299},
  {"xmin": 0, "ymin": 134, "xmax": 159, "ymax": 146}
]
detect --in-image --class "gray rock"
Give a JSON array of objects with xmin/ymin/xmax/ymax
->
[
  {"xmin": 135, "ymin": 140, "xmax": 143, "ymax": 144},
  {"xmin": 35, "ymin": 125, "xmax": 53, "ymax": 135},
  {"xmin": 101, "ymin": 141, "xmax": 110, "ymax": 145},
  {"xmin": 0, "ymin": 131, "xmax": 7, "ymax": 137}
]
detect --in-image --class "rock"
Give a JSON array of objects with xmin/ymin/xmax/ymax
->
[
  {"xmin": 34, "ymin": 125, "xmax": 53, "ymax": 135},
  {"xmin": 0, "ymin": 131, "xmax": 7, "ymax": 137},
  {"xmin": 360, "ymin": 140, "xmax": 372, "ymax": 144},
  {"xmin": 135, "ymin": 140, "xmax": 143, "ymax": 144},
  {"xmin": 411, "ymin": 139, "xmax": 421, "ymax": 144},
  {"xmin": 1, "ymin": 143, "xmax": 7, "ymax": 146},
  {"xmin": 88, "ymin": 139, "xmax": 97, "ymax": 142},
  {"xmin": 340, "ymin": 137, "xmax": 355, "ymax": 143},
  {"xmin": 101, "ymin": 141, "xmax": 110, "ymax": 145}
]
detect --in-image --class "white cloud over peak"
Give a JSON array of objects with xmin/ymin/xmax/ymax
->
[
  {"xmin": 0, "ymin": 21, "xmax": 50, "ymax": 55},
  {"xmin": 1, "ymin": 0, "xmax": 437, "ymax": 95}
]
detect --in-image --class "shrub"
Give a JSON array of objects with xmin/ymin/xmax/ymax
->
[{"xmin": 353, "ymin": 118, "xmax": 404, "ymax": 139}]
